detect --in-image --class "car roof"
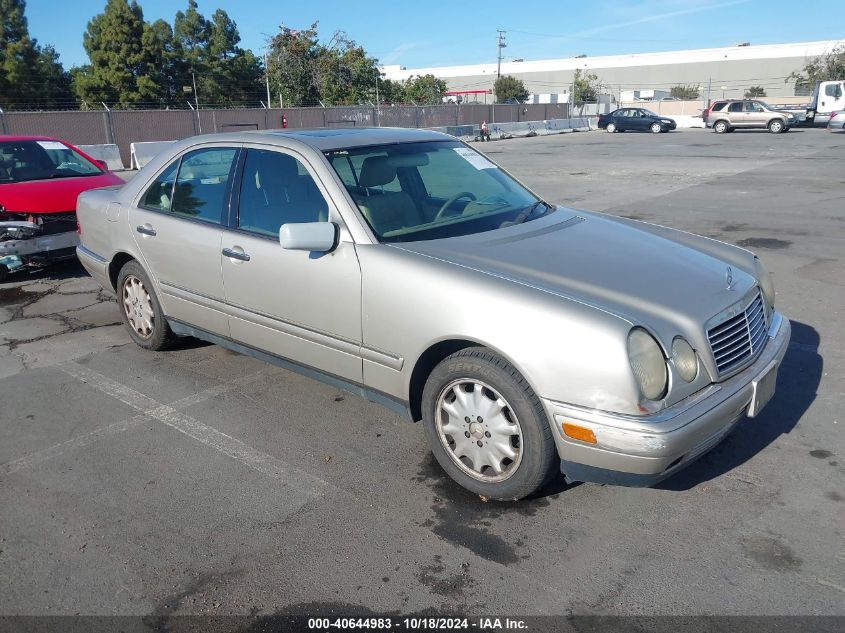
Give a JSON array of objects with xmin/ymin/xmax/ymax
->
[
  {"xmin": 179, "ymin": 127, "xmax": 454, "ymax": 152},
  {"xmin": 0, "ymin": 135, "xmax": 66, "ymax": 143}
]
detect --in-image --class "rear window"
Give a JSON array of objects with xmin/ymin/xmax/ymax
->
[{"xmin": 170, "ymin": 147, "xmax": 238, "ymax": 224}]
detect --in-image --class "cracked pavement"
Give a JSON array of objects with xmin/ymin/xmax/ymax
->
[{"xmin": 0, "ymin": 128, "xmax": 843, "ymax": 619}]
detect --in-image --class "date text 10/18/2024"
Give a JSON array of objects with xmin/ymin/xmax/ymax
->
[{"xmin": 307, "ymin": 617, "xmax": 528, "ymax": 630}]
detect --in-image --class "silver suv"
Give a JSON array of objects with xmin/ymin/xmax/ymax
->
[{"xmin": 705, "ymin": 100, "xmax": 796, "ymax": 134}]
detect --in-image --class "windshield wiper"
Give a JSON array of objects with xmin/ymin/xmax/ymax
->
[{"xmin": 507, "ymin": 200, "xmax": 552, "ymax": 226}]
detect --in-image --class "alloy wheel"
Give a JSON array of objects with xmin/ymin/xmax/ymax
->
[{"xmin": 122, "ymin": 275, "xmax": 155, "ymax": 339}]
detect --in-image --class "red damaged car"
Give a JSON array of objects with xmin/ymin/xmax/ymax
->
[{"xmin": 0, "ymin": 136, "xmax": 124, "ymax": 281}]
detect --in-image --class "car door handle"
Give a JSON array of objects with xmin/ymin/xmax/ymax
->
[
  {"xmin": 136, "ymin": 224, "xmax": 156, "ymax": 236},
  {"xmin": 222, "ymin": 247, "xmax": 250, "ymax": 262}
]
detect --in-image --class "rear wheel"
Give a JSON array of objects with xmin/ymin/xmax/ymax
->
[
  {"xmin": 117, "ymin": 260, "xmax": 175, "ymax": 351},
  {"xmin": 421, "ymin": 347, "xmax": 557, "ymax": 500},
  {"xmin": 768, "ymin": 119, "xmax": 784, "ymax": 134},
  {"xmin": 606, "ymin": 122, "xmax": 617, "ymax": 133},
  {"xmin": 650, "ymin": 122, "xmax": 662, "ymax": 134},
  {"xmin": 713, "ymin": 120, "xmax": 729, "ymax": 134}
]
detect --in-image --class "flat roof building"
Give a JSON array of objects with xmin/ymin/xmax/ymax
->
[{"xmin": 382, "ymin": 40, "xmax": 844, "ymax": 100}]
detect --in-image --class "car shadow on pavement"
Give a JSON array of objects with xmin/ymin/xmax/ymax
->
[
  {"xmin": 658, "ymin": 319, "xmax": 822, "ymax": 491},
  {"xmin": 0, "ymin": 259, "xmax": 88, "ymax": 286}
]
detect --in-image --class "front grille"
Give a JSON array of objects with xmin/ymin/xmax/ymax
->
[{"xmin": 707, "ymin": 292, "xmax": 767, "ymax": 375}]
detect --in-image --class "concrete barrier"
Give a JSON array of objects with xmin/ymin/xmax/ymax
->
[
  {"xmin": 130, "ymin": 140, "xmax": 177, "ymax": 169},
  {"xmin": 671, "ymin": 115, "xmax": 705, "ymax": 128},
  {"xmin": 78, "ymin": 144, "xmax": 124, "ymax": 170}
]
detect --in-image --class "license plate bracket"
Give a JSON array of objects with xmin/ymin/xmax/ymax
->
[{"xmin": 748, "ymin": 360, "xmax": 778, "ymax": 418}]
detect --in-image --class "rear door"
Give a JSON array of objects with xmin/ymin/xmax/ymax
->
[
  {"xmin": 615, "ymin": 109, "xmax": 632, "ymax": 131},
  {"xmin": 727, "ymin": 101, "xmax": 747, "ymax": 127},
  {"xmin": 129, "ymin": 145, "xmax": 240, "ymax": 336}
]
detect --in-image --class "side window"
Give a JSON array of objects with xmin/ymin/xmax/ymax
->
[
  {"xmin": 712, "ymin": 102, "xmax": 727, "ymax": 112},
  {"xmin": 140, "ymin": 160, "xmax": 179, "ymax": 211},
  {"xmin": 824, "ymin": 83, "xmax": 842, "ymax": 98},
  {"xmin": 728, "ymin": 102, "xmax": 744, "ymax": 112},
  {"xmin": 237, "ymin": 149, "xmax": 329, "ymax": 237},
  {"xmin": 171, "ymin": 147, "xmax": 238, "ymax": 223}
]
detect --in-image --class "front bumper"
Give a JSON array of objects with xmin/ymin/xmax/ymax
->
[{"xmin": 543, "ymin": 311, "xmax": 791, "ymax": 486}]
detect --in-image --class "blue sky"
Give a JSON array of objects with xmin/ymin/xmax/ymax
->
[{"xmin": 26, "ymin": 0, "xmax": 844, "ymax": 70}]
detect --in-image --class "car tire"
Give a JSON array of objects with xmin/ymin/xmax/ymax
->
[
  {"xmin": 116, "ymin": 260, "xmax": 176, "ymax": 351},
  {"xmin": 714, "ymin": 120, "xmax": 729, "ymax": 134},
  {"xmin": 421, "ymin": 347, "xmax": 557, "ymax": 500},
  {"xmin": 606, "ymin": 122, "xmax": 616, "ymax": 133},
  {"xmin": 650, "ymin": 122, "xmax": 662, "ymax": 134},
  {"xmin": 768, "ymin": 119, "xmax": 784, "ymax": 134}
]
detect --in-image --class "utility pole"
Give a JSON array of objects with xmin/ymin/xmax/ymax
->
[
  {"xmin": 264, "ymin": 52, "xmax": 272, "ymax": 108},
  {"xmin": 493, "ymin": 30, "xmax": 507, "ymax": 125},
  {"xmin": 191, "ymin": 71, "xmax": 201, "ymax": 133},
  {"xmin": 496, "ymin": 30, "xmax": 507, "ymax": 79}
]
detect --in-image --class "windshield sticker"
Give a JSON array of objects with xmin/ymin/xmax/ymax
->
[
  {"xmin": 36, "ymin": 141, "xmax": 68, "ymax": 151},
  {"xmin": 452, "ymin": 147, "xmax": 495, "ymax": 170}
]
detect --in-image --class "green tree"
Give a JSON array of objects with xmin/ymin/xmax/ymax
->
[
  {"xmin": 787, "ymin": 46, "xmax": 845, "ymax": 95},
  {"xmin": 267, "ymin": 23, "xmax": 322, "ymax": 106},
  {"xmin": 267, "ymin": 23, "xmax": 382, "ymax": 106},
  {"xmin": 74, "ymin": 0, "xmax": 165, "ymax": 108},
  {"xmin": 573, "ymin": 69, "xmax": 600, "ymax": 104},
  {"xmin": 744, "ymin": 85, "xmax": 767, "ymax": 98},
  {"xmin": 670, "ymin": 84, "xmax": 700, "ymax": 99},
  {"xmin": 0, "ymin": 0, "xmax": 73, "ymax": 109},
  {"xmin": 204, "ymin": 8, "xmax": 262, "ymax": 106},
  {"xmin": 494, "ymin": 75, "xmax": 528, "ymax": 103},
  {"xmin": 401, "ymin": 74, "xmax": 447, "ymax": 105},
  {"xmin": 377, "ymin": 77, "xmax": 404, "ymax": 103}
]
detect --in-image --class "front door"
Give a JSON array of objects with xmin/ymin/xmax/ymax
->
[
  {"xmin": 129, "ymin": 146, "xmax": 240, "ymax": 336},
  {"xmin": 221, "ymin": 146, "xmax": 363, "ymax": 383}
]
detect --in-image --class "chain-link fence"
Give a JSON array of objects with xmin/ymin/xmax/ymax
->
[{"xmin": 0, "ymin": 102, "xmax": 573, "ymax": 168}]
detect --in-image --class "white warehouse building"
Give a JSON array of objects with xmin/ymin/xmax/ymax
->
[{"xmin": 381, "ymin": 40, "xmax": 844, "ymax": 101}]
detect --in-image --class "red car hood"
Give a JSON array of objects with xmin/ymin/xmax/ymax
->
[{"xmin": 0, "ymin": 173, "xmax": 124, "ymax": 214}]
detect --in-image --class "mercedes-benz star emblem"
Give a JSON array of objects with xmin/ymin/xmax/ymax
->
[{"xmin": 725, "ymin": 266, "xmax": 735, "ymax": 290}]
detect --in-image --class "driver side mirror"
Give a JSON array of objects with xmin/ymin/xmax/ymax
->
[
  {"xmin": 279, "ymin": 222, "xmax": 338, "ymax": 252},
  {"xmin": 95, "ymin": 159, "xmax": 109, "ymax": 170}
]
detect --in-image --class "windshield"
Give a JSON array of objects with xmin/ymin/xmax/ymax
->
[
  {"xmin": 325, "ymin": 140, "xmax": 552, "ymax": 243},
  {"xmin": 0, "ymin": 140, "xmax": 103, "ymax": 184}
]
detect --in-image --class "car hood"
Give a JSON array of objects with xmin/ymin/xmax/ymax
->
[
  {"xmin": 392, "ymin": 210, "xmax": 756, "ymax": 334},
  {"xmin": 0, "ymin": 173, "xmax": 123, "ymax": 214}
]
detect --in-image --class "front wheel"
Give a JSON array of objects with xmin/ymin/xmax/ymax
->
[
  {"xmin": 117, "ymin": 260, "xmax": 175, "ymax": 351},
  {"xmin": 606, "ymin": 122, "xmax": 617, "ymax": 133},
  {"xmin": 421, "ymin": 347, "xmax": 557, "ymax": 500},
  {"xmin": 650, "ymin": 122, "xmax": 662, "ymax": 134},
  {"xmin": 768, "ymin": 119, "xmax": 784, "ymax": 134}
]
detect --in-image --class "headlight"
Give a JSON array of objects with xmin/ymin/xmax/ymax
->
[
  {"xmin": 627, "ymin": 328, "xmax": 668, "ymax": 401},
  {"xmin": 671, "ymin": 337, "xmax": 698, "ymax": 382},
  {"xmin": 754, "ymin": 257, "xmax": 775, "ymax": 308}
]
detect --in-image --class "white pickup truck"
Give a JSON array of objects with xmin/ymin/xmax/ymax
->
[{"xmin": 806, "ymin": 80, "xmax": 845, "ymax": 126}]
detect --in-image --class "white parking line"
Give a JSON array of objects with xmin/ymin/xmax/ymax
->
[
  {"xmin": 56, "ymin": 361, "xmax": 329, "ymax": 494},
  {"xmin": 1, "ymin": 368, "xmax": 273, "ymax": 477}
]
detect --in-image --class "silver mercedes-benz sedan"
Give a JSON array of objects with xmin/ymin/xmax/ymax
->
[{"xmin": 76, "ymin": 128, "xmax": 790, "ymax": 500}]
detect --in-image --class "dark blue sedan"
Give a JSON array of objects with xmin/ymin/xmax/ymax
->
[{"xmin": 597, "ymin": 108, "xmax": 677, "ymax": 133}]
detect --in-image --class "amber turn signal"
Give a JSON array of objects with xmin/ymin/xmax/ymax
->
[{"xmin": 562, "ymin": 422, "xmax": 597, "ymax": 444}]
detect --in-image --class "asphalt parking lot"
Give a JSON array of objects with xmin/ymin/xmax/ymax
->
[{"xmin": 1, "ymin": 127, "xmax": 843, "ymax": 621}]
